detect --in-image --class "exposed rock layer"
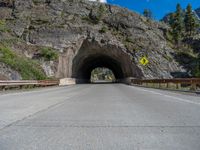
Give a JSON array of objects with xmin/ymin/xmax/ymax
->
[{"xmin": 0, "ymin": 0, "xmax": 186, "ymax": 80}]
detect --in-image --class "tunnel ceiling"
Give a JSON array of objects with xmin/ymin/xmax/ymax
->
[{"xmin": 72, "ymin": 40, "xmax": 143, "ymax": 82}]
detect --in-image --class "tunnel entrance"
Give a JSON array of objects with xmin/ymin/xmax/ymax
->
[
  {"xmin": 90, "ymin": 67, "xmax": 116, "ymax": 83},
  {"xmin": 73, "ymin": 54, "xmax": 124, "ymax": 83},
  {"xmin": 71, "ymin": 39, "xmax": 143, "ymax": 83}
]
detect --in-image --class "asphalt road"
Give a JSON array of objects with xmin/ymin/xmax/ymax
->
[{"xmin": 0, "ymin": 84, "xmax": 200, "ymax": 150}]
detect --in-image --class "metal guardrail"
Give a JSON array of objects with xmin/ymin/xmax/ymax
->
[
  {"xmin": 131, "ymin": 78, "xmax": 200, "ymax": 92},
  {"xmin": 1, "ymin": 78, "xmax": 200, "ymax": 92},
  {"xmin": 0, "ymin": 80, "xmax": 59, "ymax": 90}
]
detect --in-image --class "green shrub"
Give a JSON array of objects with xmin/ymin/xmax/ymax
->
[
  {"xmin": 95, "ymin": 4, "xmax": 106, "ymax": 24},
  {"xmin": 125, "ymin": 37, "xmax": 134, "ymax": 43},
  {"xmin": 40, "ymin": 47, "xmax": 58, "ymax": 61},
  {"xmin": 98, "ymin": 4, "xmax": 106, "ymax": 17},
  {"xmin": 0, "ymin": 38, "xmax": 22, "ymax": 47},
  {"xmin": 0, "ymin": 20, "xmax": 10, "ymax": 32},
  {"xmin": 83, "ymin": 4, "xmax": 106, "ymax": 24},
  {"xmin": 99, "ymin": 26, "xmax": 107, "ymax": 33},
  {"xmin": 0, "ymin": 44, "xmax": 47, "ymax": 80},
  {"xmin": 32, "ymin": 0, "xmax": 40, "ymax": 5}
]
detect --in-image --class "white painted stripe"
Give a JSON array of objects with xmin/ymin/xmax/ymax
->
[{"xmin": 131, "ymin": 86, "xmax": 200, "ymax": 106}]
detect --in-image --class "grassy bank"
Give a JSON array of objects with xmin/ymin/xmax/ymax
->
[{"xmin": 0, "ymin": 43, "xmax": 47, "ymax": 80}]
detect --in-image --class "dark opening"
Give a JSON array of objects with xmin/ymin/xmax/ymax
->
[{"xmin": 72, "ymin": 54, "xmax": 125, "ymax": 83}]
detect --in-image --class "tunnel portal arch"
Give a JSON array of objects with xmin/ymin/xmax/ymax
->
[
  {"xmin": 74, "ymin": 54, "xmax": 124, "ymax": 83},
  {"xmin": 71, "ymin": 39, "xmax": 143, "ymax": 83}
]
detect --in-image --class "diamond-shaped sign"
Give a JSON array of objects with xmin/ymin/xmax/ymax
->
[{"xmin": 139, "ymin": 56, "xmax": 149, "ymax": 66}]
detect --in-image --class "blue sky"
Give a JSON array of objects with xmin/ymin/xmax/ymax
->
[{"xmin": 107, "ymin": 0, "xmax": 200, "ymax": 20}]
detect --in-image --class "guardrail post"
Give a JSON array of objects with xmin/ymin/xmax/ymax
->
[
  {"xmin": 166, "ymin": 83, "xmax": 169, "ymax": 89},
  {"xmin": 190, "ymin": 83, "xmax": 197, "ymax": 91},
  {"xmin": 176, "ymin": 83, "xmax": 180, "ymax": 90},
  {"xmin": 1, "ymin": 86, "xmax": 6, "ymax": 91},
  {"xmin": 159, "ymin": 83, "xmax": 161, "ymax": 88}
]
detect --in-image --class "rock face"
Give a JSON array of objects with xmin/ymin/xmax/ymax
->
[
  {"xmin": 0, "ymin": 62, "xmax": 22, "ymax": 80},
  {"xmin": 0, "ymin": 0, "xmax": 186, "ymax": 81}
]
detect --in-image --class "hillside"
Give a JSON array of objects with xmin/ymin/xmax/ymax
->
[
  {"xmin": 161, "ymin": 5, "xmax": 200, "ymax": 78},
  {"xmin": 0, "ymin": 0, "xmax": 187, "ymax": 80}
]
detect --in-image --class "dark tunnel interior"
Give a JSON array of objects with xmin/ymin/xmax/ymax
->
[{"xmin": 72, "ymin": 54, "xmax": 125, "ymax": 83}]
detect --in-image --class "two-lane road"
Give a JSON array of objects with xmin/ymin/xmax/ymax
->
[{"xmin": 0, "ymin": 84, "xmax": 200, "ymax": 150}]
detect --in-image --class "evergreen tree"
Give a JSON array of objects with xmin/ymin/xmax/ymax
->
[
  {"xmin": 184, "ymin": 4, "xmax": 197, "ymax": 36},
  {"xmin": 143, "ymin": 9, "xmax": 153, "ymax": 19},
  {"xmin": 169, "ymin": 13, "xmax": 175, "ymax": 26},
  {"xmin": 171, "ymin": 3, "xmax": 184, "ymax": 46}
]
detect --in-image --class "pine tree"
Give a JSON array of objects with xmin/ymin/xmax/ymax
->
[
  {"xmin": 184, "ymin": 4, "xmax": 197, "ymax": 36},
  {"xmin": 169, "ymin": 13, "xmax": 175, "ymax": 26},
  {"xmin": 171, "ymin": 3, "xmax": 184, "ymax": 46},
  {"xmin": 143, "ymin": 9, "xmax": 153, "ymax": 19}
]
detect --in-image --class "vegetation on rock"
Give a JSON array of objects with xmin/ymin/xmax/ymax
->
[
  {"xmin": 40, "ymin": 47, "xmax": 58, "ymax": 61},
  {"xmin": 0, "ymin": 20, "xmax": 10, "ymax": 32},
  {"xmin": 184, "ymin": 4, "xmax": 199, "ymax": 36},
  {"xmin": 99, "ymin": 26, "xmax": 107, "ymax": 33},
  {"xmin": 167, "ymin": 3, "xmax": 199, "ymax": 42},
  {"xmin": 0, "ymin": 43, "xmax": 47, "ymax": 80},
  {"xmin": 143, "ymin": 9, "xmax": 153, "ymax": 20},
  {"xmin": 163, "ymin": 3, "xmax": 200, "ymax": 77},
  {"xmin": 170, "ymin": 4, "xmax": 184, "ymax": 45},
  {"xmin": 83, "ymin": 4, "xmax": 107, "ymax": 24}
]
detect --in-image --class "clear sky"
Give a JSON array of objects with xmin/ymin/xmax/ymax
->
[{"xmin": 107, "ymin": 0, "xmax": 200, "ymax": 20}]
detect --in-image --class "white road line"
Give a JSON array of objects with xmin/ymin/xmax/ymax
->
[{"xmin": 131, "ymin": 86, "xmax": 200, "ymax": 106}]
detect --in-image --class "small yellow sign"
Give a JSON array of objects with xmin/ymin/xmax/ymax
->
[{"xmin": 139, "ymin": 56, "xmax": 149, "ymax": 66}]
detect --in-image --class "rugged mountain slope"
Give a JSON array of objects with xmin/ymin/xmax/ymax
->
[
  {"xmin": 0, "ymin": 0, "xmax": 186, "ymax": 80},
  {"xmin": 161, "ymin": 6, "xmax": 200, "ymax": 77}
]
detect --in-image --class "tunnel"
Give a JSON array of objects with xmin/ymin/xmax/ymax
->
[
  {"xmin": 73, "ymin": 54, "xmax": 124, "ymax": 83},
  {"xmin": 71, "ymin": 39, "xmax": 143, "ymax": 83}
]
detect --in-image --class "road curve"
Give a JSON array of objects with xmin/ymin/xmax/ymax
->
[{"xmin": 0, "ymin": 84, "xmax": 200, "ymax": 150}]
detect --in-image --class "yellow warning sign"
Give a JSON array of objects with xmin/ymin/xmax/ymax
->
[{"xmin": 139, "ymin": 56, "xmax": 149, "ymax": 66}]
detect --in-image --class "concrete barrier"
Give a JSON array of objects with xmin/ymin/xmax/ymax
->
[{"xmin": 59, "ymin": 78, "xmax": 76, "ymax": 86}]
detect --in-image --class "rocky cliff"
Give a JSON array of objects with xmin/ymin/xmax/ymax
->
[{"xmin": 0, "ymin": 0, "xmax": 186, "ymax": 80}]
